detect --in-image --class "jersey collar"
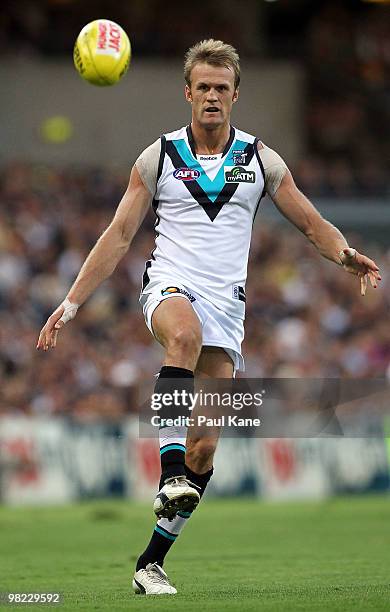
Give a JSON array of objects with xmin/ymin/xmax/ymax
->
[{"xmin": 186, "ymin": 124, "xmax": 235, "ymax": 159}]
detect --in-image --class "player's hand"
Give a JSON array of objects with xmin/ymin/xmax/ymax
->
[
  {"xmin": 36, "ymin": 298, "xmax": 79, "ymax": 351},
  {"xmin": 339, "ymin": 247, "xmax": 381, "ymax": 296}
]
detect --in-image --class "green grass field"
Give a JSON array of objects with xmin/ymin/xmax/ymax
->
[{"xmin": 1, "ymin": 496, "xmax": 389, "ymax": 611}]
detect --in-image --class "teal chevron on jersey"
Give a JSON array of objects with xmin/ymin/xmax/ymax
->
[{"xmin": 172, "ymin": 138, "xmax": 250, "ymax": 202}]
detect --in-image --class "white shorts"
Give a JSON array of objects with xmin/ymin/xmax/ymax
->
[{"xmin": 139, "ymin": 279, "xmax": 245, "ymax": 372}]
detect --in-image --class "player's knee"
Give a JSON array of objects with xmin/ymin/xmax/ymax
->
[{"xmin": 168, "ymin": 326, "xmax": 202, "ymax": 359}]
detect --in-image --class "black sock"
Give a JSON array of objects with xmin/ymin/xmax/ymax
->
[
  {"xmin": 135, "ymin": 530, "xmax": 175, "ymax": 571},
  {"xmin": 185, "ymin": 465, "xmax": 214, "ymax": 497},
  {"xmin": 136, "ymin": 465, "xmax": 214, "ymax": 571},
  {"xmin": 157, "ymin": 365, "xmax": 194, "ymax": 483}
]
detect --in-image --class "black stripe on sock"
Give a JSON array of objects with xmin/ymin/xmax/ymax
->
[{"xmin": 159, "ymin": 366, "xmax": 194, "ymax": 379}]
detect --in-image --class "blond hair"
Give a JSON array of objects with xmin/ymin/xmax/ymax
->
[{"xmin": 184, "ymin": 39, "xmax": 240, "ymax": 89}]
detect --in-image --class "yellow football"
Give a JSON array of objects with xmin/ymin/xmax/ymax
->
[{"xmin": 73, "ymin": 20, "xmax": 131, "ymax": 86}]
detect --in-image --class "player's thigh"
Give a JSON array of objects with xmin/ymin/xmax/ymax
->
[
  {"xmin": 195, "ymin": 347, "xmax": 234, "ymax": 378},
  {"xmin": 151, "ymin": 296, "xmax": 202, "ymax": 350}
]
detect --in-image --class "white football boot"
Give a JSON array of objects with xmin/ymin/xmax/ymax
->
[
  {"xmin": 153, "ymin": 475, "xmax": 201, "ymax": 520},
  {"xmin": 133, "ymin": 562, "xmax": 177, "ymax": 595}
]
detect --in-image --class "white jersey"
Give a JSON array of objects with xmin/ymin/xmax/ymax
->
[{"xmin": 141, "ymin": 125, "xmax": 267, "ymax": 320}]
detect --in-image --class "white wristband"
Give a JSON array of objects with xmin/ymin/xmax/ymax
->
[
  {"xmin": 339, "ymin": 248, "xmax": 356, "ymax": 264},
  {"xmin": 59, "ymin": 298, "xmax": 79, "ymax": 324}
]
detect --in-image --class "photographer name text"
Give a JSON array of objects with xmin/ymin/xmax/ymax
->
[{"xmin": 150, "ymin": 415, "xmax": 261, "ymax": 427}]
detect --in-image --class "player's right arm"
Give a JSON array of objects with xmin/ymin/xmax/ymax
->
[
  {"xmin": 258, "ymin": 142, "xmax": 381, "ymax": 296},
  {"xmin": 36, "ymin": 165, "xmax": 152, "ymax": 351}
]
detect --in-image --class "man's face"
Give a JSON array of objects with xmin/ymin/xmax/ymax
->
[{"xmin": 185, "ymin": 62, "xmax": 239, "ymax": 129}]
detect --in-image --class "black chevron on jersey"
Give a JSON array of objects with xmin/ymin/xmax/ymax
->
[{"xmin": 166, "ymin": 141, "xmax": 255, "ymax": 222}]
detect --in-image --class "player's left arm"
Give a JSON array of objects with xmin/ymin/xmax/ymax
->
[{"xmin": 260, "ymin": 144, "xmax": 381, "ymax": 295}]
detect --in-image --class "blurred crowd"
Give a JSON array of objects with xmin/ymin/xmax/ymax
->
[
  {"xmin": 0, "ymin": 0, "xmax": 248, "ymax": 57},
  {"xmin": 1, "ymin": 162, "xmax": 389, "ymax": 417},
  {"xmin": 298, "ymin": 3, "xmax": 390, "ymax": 199}
]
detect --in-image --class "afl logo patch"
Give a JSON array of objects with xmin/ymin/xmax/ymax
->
[
  {"xmin": 173, "ymin": 167, "xmax": 201, "ymax": 181},
  {"xmin": 161, "ymin": 286, "xmax": 180, "ymax": 296}
]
